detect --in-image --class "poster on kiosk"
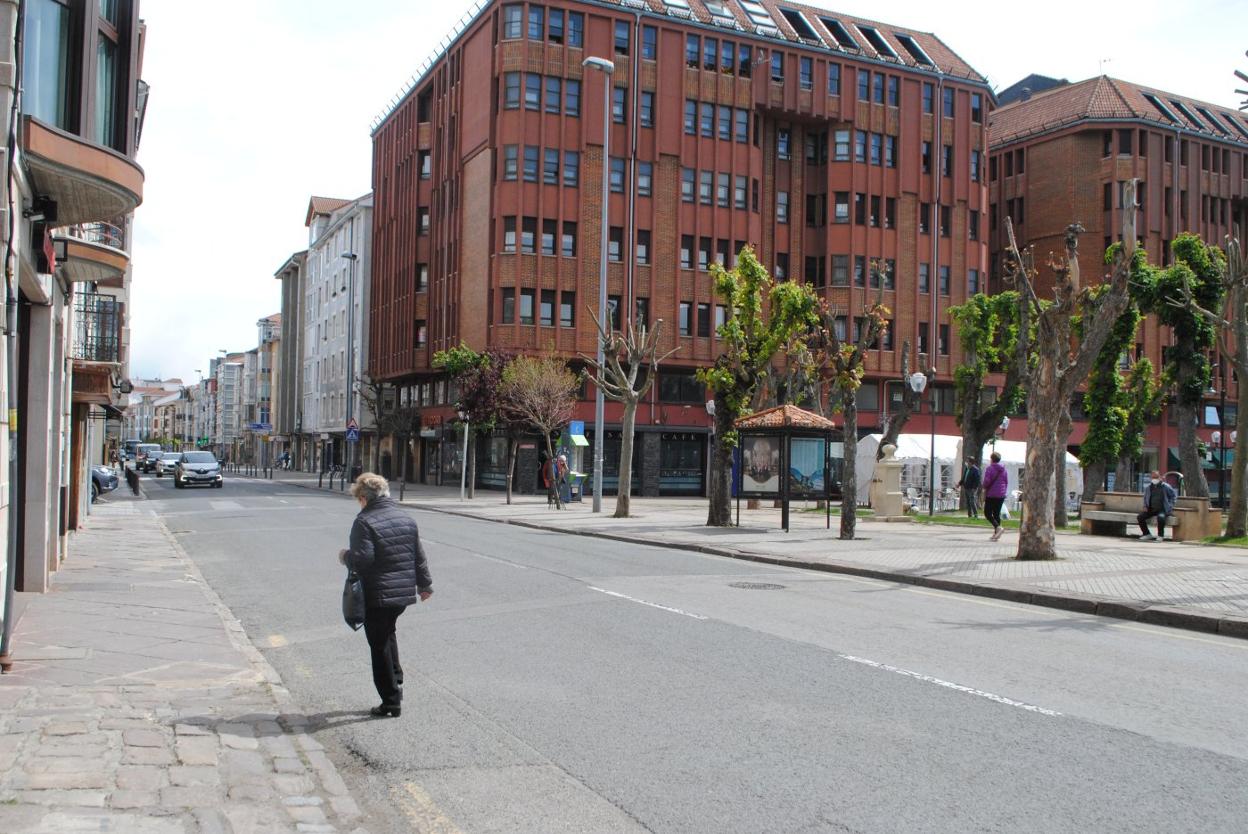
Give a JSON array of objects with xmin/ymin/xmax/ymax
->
[{"xmin": 557, "ymin": 420, "xmax": 589, "ymax": 502}]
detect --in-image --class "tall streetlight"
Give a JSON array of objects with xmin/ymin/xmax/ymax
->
[
  {"xmin": 909, "ymin": 370, "xmax": 935, "ymax": 515},
  {"xmin": 342, "ymin": 219, "xmax": 359, "ymax": 487},
  {"xmin": 583, "ymin": 55, "xmax": 615, "ymax": 514},
  {"xmin": 458, "ymin": 408, "xmax": 470, "ymax": 501}
]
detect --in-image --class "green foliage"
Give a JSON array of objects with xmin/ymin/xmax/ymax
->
[
  {"xmin": 432, "ymin": 344, "xmax": 488, "ymax": 376},
  {"xmin": 1118, "ymin": 357, "xmax": 1162, "ymax": 463},
  {"xmin": 1079, "ymin": 306, "xmax": 1141, "ymax": 468},
  {"xmin": 1131, "ymin": 234, "xmax": 1227, "ymax": 407},
  {"xmin": 949, "ymin": 292, "xmax": 1025, "ymax": 426},
  {"xmin": 697, "ymin": 247, "xmax": 818, "ymax": 446}
]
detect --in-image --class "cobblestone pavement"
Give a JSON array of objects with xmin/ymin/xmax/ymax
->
[
  {"xmin": 0, "ymin": 498, "xmax": 369, "ymax": 833},
  {"xmin": 235, "ymin": 471, "xmax": 1248, "ymax": 634}
]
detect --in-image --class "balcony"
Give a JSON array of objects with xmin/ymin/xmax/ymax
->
[
  {"xmin": 21, "ymin": 117, "xmax": 144, "ymax": 227},
  {"xmin": 54, "ymin": 220, "xmax": 129, "ymax": 286},
  {"xmin": 70, "ymin": 292, "xmax": 124, "ymax": 404}
]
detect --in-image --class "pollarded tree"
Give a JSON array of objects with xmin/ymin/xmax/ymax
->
[
  {"xmin": 1004, "ymin": 180, "xmax": 1137, "ymax": 560},
  {"xmin": 809, "ymin": 263, "xmax": 889, "ymax": 540},
  {"xmin": 950, "ymin": 291, "xmax": 1028, "ymax": 479},
  {"xmin": 581, "ymin": 313, "xmax": 678, "ymax": 518},
  {"xmin": 1170, "ymin": 232, "xmax": 1248, "ymax": 534},
  {"xmin": 1078, "ymin": 306, "xmax": 1142, "ymax": 502},
  {"xmin": 698, "ymin": 247, "xmax": 819, "ymax": 527},
  {"xmin": 499, "ymin": 354, "xmax": 580, "ymax": 509},
  {"xmin": 1134, "ymin": 233, "xmax": 1227, "ymax": 498}
]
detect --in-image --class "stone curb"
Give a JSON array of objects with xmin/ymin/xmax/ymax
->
[{"xmin": 234, "ymin": 476, "xmax": 1248, "ymax": 641}]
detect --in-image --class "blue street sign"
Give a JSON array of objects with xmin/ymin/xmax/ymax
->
[
  {"xmin": 569, "ymin": 420, "xmax": 585, "ymax": 436},
  {"xmin": 346, "ymin": 426, "xmax": 360, "ymax": 443}
]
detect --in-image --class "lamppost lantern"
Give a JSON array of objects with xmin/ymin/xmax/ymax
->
[
  {"xmin": 999, "ymin": 416, "xmax": 1010, "ymax": 434},
  {"xmin": 908, "ymin": 372, "xmax": 928, "ymax": 394},
  {"xmin": 1212, "ymin": 431, "xmax": 1222, "ymax": 446},
  {"xmin": 1233, "ymin": 431, "xmax": 1238, "ymax": 445}
]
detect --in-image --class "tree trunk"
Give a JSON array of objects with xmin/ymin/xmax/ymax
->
[
  {"xmin": 1176, "ymin": 402, "xmax": 1209, "ymax": 497},
  {"xmin": 840, "ymin": 396, "xmax": 858, "ymax": 539},
  {"xmin": 505, "ymin": 437, "xmax": 516, "ymax": 505},
  {"xmin": 1053, "ymin": 408, "xmax": 1071, "ymax": 528},
  {"xmin": 1114, "ymin": 456, "xmax": 1134, "ymax": 492},
  {"xmin": 467, "ymin": 435, "xmax": 477, "ymax": 499},
  {"xmin": 615, "ymin": 398, "xmax": 637, "ymax": 518},
  {"xmin": 1228, "ymin": 383, "xmax": 1248, "ymax": 536},
  {"xmin": 706, "ymin": 400, "xmax": 735, "ymax": 527},
  {"xmin": 1017, "ymin": 388, "xmax": 1061, "ymax": 559},
  {"xmin": 1082, "ymin": 460, "xmax": 1108, "ymax": 504},
  {"xmin": 960, "ymin": 424, "xmax": 988, "ymax": 511}
]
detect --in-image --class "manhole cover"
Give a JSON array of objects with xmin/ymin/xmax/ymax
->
[{"xmin": 728, "ymin": 582, "xmax": 786, "ymax": 590}]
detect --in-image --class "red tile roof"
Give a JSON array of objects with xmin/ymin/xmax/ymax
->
[
  {"xmin": 990, "ymin": 75, "xmax": 1248, "ymax": 147},
  {"xmin": 734, "ymin": 403, "xmax": 836, "ymax": 430},
  {"xmin": 305, "ymin": 196, "xmax": 352, "ymax": 227}
]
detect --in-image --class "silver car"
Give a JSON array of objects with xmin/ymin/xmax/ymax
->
[
  {"xmin": 174, "ymin": 451, "xmax": 223, "ymax": 489},
  {"xmin": 155, "ymin": 452, "xmax": 183, "ymax": 477}
]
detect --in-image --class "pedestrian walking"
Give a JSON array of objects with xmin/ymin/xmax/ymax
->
[
  {"xmin": 1138, "ymin": 470, "xmax": 1177, "ymax": 541},
  {"xmin": 981, "ymin": 451, "xmax": 1008, "ymax": 541},
  {"xmin": 338, "ymin": 473, "xmax": 432, "ymax": 717},
  {"xmin": 957, "ymin": 456, "xmax": 982, "ymax": 518}
]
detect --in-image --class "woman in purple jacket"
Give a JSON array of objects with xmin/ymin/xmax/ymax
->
[{"xmin": 981, "ymin": 451, "xmax": 1009, "ymax": 541}]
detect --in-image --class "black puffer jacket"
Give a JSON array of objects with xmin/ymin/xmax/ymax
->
[{"xmin": 346, "ymin": 497, "xmax": 432, "ymax": 608}]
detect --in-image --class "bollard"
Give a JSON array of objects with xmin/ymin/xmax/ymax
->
[{"xmin": 318, "ymin": 470, "xmax": 324, "ymax": 489}]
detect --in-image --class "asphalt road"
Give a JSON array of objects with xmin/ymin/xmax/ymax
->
[{"xmin": 141, "ymin": 472, "xmax": 1248, "ymax": 833}]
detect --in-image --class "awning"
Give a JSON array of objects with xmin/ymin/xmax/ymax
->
[
  {"xmin": 568, "ymin": 434, "xmax": 589, "ymax": 447},
  {"xmin": 1167, "ymin": 448, "xmax": 1217, "ymax": 470}
]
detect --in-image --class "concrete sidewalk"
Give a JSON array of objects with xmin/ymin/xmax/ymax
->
[
  {"xmin": 248, "ymin": 470, "xmax": 1248, "ymax": 638},
  {"xmin": 0, "ymin": 495, "xmax": 369, "ymax": 833}
]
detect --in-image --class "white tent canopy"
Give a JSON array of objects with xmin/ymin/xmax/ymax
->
[{"xmin": 856, "ymin": 434, "xmax": 1084, "ymax": 511}]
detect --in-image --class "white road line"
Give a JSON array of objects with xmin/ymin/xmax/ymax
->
[
  {"xmin": 837, "ymin": 654, "xmax": 1062, "ymax": 717},
  {"xmin": 587, "ymin": 587, "xmax": 708, "ymax": 620}
]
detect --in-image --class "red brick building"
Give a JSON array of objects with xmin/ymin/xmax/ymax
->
[
  {"xmin": 370, "ymin": 0, "xmax": 992, "ymax": 495},
  {"xmin": 988, "ymin": 76, "xmax": 1248, "ymax": 492}
]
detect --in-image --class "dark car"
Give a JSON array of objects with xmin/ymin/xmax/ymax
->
[
  {"xmin": 136, "ymin": 443, "xmax": 163, "ymax": 472},
  {"xmin": 91, "ymin": 465, "xmax": 118, "ymax": 502},
  {"xmin": 174, "ymin": 451, "xmax": 223, "ymax": 489}
]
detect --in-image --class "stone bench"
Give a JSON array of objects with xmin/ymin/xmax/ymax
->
[{"xmin": 1079, "ymin": 491, "xmax": 1223, "ymax": 542}]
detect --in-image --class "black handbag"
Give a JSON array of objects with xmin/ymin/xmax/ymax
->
[{"xmin": 342, "ymin": 570, "xmax": 366, "ymax": 631}]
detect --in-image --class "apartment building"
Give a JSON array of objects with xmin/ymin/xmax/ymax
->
[
  {"xmin": 0, "ymin": 0, "xmax": 148, "ymax": 626},
  {"xmin": 274, "ymin": 252, "xmax": 308, "ymax": 464},
  {"xmin": 302, "ymin": 195, "xmax": 374, "ymax": 473},
  {"xmin": 988, "ymin": 75, "xmax": 1248, "ymax": 490},
  {"xmin": 214, "ymin": 355, "xmax": 244, "ymax": 461},
  {"xmin": 369, "ymin": 0, "xmax": 991, "ymax": 495}
]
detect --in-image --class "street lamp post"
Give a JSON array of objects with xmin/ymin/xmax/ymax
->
[
  {"xmin": 583, "ymin": 56, "xmax": 615, "ymax": 515},
  {"xmin": 342, "ymin": 221, "xmax": 359, "ymax": 488},
  {"xmin": 458, "ymin": 409, "xmax": 469, "ymax": 501},
  {"xmin": 909, "ymin": 371, "xmax": 933, "ymax": 515}
]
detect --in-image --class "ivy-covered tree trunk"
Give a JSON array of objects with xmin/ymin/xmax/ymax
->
[
  {"xmin": 1231, "ymin": 382, "xmax": 1248, "ymax": 536},
  {"xmin": 1176, "ymin": 401, "xmax": 1208, "ymax": 497},
  {"xmin": 615, "ymin": 396, "xmax": 638, "ymax": 518},
  {"xmin": 840, "ymin": 395, "xmax": 858, "ymax": 540},
  {"xmin": 706, "ymin": 398, "xmax": 735, "ymax": 527}
]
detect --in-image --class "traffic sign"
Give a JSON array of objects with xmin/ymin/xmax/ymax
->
[{"xmin": 346, "ymin": 417, "xmax": 360, "ymax": 443}]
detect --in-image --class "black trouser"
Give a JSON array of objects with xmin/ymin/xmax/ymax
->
[
  {"xmin": 363, "ymin": 605, "xmax": 406, "ymax": 706},
  {"xmin": 963, "ymin": 487, "xmax": 979, "ymax": 518},
  {"xmin": 1138, "ymin": 510, "xmax": 1166, "ymax": 538},
  {"xmin": 984, "ymin": 496, "xmax": 1004, "ymax": 529}
]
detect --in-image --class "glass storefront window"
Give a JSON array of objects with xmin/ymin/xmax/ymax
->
[{"xmin": 23, "ymin": 0, "xmax": 72, "ymax": 130}]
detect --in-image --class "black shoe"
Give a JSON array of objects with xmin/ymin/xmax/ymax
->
[{"xmin": 370, "ymin": 704, "xmax": 401, "ymax": 718}]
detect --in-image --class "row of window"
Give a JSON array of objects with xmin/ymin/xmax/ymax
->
[
  {"xmin": 1096, "ymin": 128, "xmax": 1244, "ymax": 175},
  {"xmin": 683, "ymin": 99, "xmax": 751, "ymax": 142},
  {"xmin": 501, "ymin": 4, "xmax": 585, "ymax": 48},
  {"xmin": 502, "ymin": 72, "xmax": 581, "ymax": 115},
  {"xmin": 502, "ymin": 145, "xmax": 580, "ymax": 186},
  {"xmin": 684, "ymin": 34, "xmax": 753, "ymax": 77},
  {"xmin": 680, "ymin": 168, "xmax": 757, "ymax": 210},
  {"xmin": 785, "ymin": 128, "xmax": 898, "ymax": 167},
  {"xmin": 502, "ymin": 216, "xmax": 578, "ymax": 257}
]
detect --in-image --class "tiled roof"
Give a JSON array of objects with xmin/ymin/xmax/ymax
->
[
  {"xmin": 990, "ymin": 75, "xmax": 1248, "ymax": 147},
  {"xmin": 734, "ymin": 403, "xmax": 836, "ymax": 430},
  {"xmin": 305, "ymin": 196, "xmax": 351, "ymax": 227}
]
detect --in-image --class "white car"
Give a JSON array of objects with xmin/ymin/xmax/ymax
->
[{"xmin": 155, "ymin": 452, "xmax": 184, "ymax": 477}]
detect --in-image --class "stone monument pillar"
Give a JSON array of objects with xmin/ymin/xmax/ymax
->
[{"xmin": 869, "ymin": 443, "xmax": 910, "ymax": 522}]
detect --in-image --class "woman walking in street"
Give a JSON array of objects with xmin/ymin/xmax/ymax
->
[
  {"xmin": 981, "ymin": 451, "xmax": 1008, "ymax": 542},
  {"xmin": 339, "ymin": 473, "xmax": 432, "ymax": 717}
]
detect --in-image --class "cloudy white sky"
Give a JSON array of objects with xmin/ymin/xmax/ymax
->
[{"xmin": 129, "ymin": 0, "xmax": 1247, "ymax": 383}]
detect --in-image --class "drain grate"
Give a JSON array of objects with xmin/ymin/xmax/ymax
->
[{"xmin": 728, "ymin": 582, "xmax": 786, "ymax": 590}]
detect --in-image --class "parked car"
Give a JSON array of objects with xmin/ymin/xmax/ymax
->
[
  {"xmin": 174, "ymin": 451, "xmax": 223, "ymax": 489},
  {"xmin": 155, "ymin": 452, "xmax": 183, "ymax": 477},
  {"xmin": 91, "ymin": 465, "xmax": 118, "ymax": 502},
  {"xmin": 136, "ymin": 444, "xmax": 163, "ymax": 472}
]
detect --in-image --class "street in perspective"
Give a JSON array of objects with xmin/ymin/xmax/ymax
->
[{"xmin": 2, "ymin": 0, "xmax": 1248, "ymax": 832}]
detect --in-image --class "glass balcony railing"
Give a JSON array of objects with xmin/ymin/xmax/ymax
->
[
  {"xmin": 71, "ymin": 291, "xmax": 122, "ymax": 363},
  {"xmin": 65, "ymin": 219, "xmax": 126, "ymax": 249}
]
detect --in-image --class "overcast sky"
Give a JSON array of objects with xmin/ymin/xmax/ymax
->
[{"xmin": 128, "ymin": 0, "xmax": 1247, "ymax": 384}]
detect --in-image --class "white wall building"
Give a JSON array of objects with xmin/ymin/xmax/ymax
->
[
  {"xmin": 301, "ymin": 194, "xmax": 373, "ymax": 471},
  {"xmin": 214, "ymin": 356, "xmax": 243, "ymax": 461}
]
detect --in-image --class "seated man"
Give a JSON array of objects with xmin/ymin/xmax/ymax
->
[{"xmin": 1138, "ymin": 471, "xmax": 1177, "ymax": 541}]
